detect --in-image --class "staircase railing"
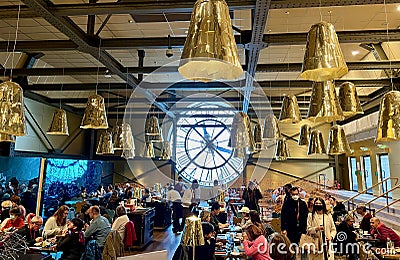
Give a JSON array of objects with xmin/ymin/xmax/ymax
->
[
  {"xmin": 363, "ymin": 183, "xmax": 400, "ymax": 215},
  {"xmin": 375, "ymin": 197, "xmax": 400, "ymax": 215},
  {"xmin": 343, "ymin": 177, "xmax": 398, "ymax": 211}
]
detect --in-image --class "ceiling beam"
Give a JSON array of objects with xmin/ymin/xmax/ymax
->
[
  {"xmin": 1, "ymin": 1, "xmax": 399, "ymax": 18},
  {"xmin": 2, "ymin": 29, "xmax": 400, "ymax": 52}
]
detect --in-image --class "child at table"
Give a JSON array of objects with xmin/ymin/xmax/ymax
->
[{"xmin": 55, "ymin": 218, "xmax": 85, "ymax": 260}]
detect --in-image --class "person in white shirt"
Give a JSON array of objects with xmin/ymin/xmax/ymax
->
[
  {"xmin": 167, "ymin": 186, "xmax": 182, "ymax": 233},
  {"xmin": 111, "ymin": 205, "xmax": 129, "ymax": 240},
  {"xmin": 181, "ymin": 180, "xmax": 201, "ymax": 229}
]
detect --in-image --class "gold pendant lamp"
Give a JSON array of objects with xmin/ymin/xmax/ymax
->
[
  {"xmin": 308, "ymin": 81, "xmax": 344, "ymax": 123},
  {"xmin": 327, "ymin": 125, "xmax": 351, "ymax": 155},
  {"xmin": 263, "ymin": 114, "xmax": 281, "ymax": 141},
  {"xmin": 298, "ymin": 124, "xmax": 311, "ymax": 146},
  {"xmin": 301, "ymin": 21, "xmax": 348, "ymax": 82},
  {"xmin": 182, "ymin": 216, "xmax": 205, "ymax": 249},
  {"xmin": 338, "ymin": 81, "xmax": 363, "ymax": 117},
  {"xmin": 275, "ymin": 137, "xmax": 289, "ymax": 161},
  {"xmin": 0, "ymin": 133, "xmax": 15, "ymax": 143},
  {"xmin": 307, "ymin": 130, "xmax": 326, "ymax": 155},
  {"xmin": 229, "ymin": 112, "xmax": 254, "ymax": 150},
  {"xmin": 279, "ymin": 95, "xmax": 302, "ymax": 123},
  {"xmin": 145, "ymin": 116, "xmax": 161, "ymax": 136},
  {"xmin": 376, "ymin": 91, "xmax": 400, "ymax": 142},
  {"xmin": 121, "ymin": 123, "xmax": 135, "ymax": 150},
  {"xmin": 96, "ymin": 131, "xmax": 114, "ymax": 155},
  {"xmin": 47, "ymin": 108, "xmax": 69, "ymax": 136},
  {"xmin": 122, "ymin": 148, "xmax": 135, "ymax": 159},
  {"xmin": 253, "ymin": 123, "xmax": 263, "ymax": 150},
  {"xmin": 160, "ymin": 141, "xmax": 171, "ymax": 160},
  {"xmin": 0, "ymin": 81, "xmax": 26, "ymax": 136},
  {"xmin": 178, "ymin": 0, "xmax": 243, "ymax": 82},
  {"xmin": 112, "ymin": 125, "xmax": 123, "ymax": 150},
  {"xmin": 81, "ymin": 94, "xmax": 108, "ymax": 129},
  {"xmin": 143, "ymin": 141, "xmax": 155, "ymax": 158}
]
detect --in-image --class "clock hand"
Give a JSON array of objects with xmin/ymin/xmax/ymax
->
[{"xmin": 215, "ymin": 146, "xmax": 231, "ymax": 154}]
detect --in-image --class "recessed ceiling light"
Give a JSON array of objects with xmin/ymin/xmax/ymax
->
[
  {"xmin": 285, "ymin": 11, "xmax": 289, "ymax": 15},
  {"xmin": 397, "ymin": 5, "xmax": 400, "ymax": 11},
  {"xmin": 351, "ymin": 50, "xmax": 360, "ymax": 56},
  {"xmin": 128, "ymin": 20, "xmax": 133, "ymax": 23},
  {"xmin": 184, "ymin": 30, "xmax": 188, "ymax": 34}
]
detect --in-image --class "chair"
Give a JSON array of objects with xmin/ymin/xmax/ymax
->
[
  {"xmin": 270, "ymin": 218, "xmax": 281, "ymax": 233},
  {"xmin": 76, "ymin": 201, "xmax": 87, "ymax": 214},
  {"xmin": 124, "ymin": 221, "xmax": 137, "ymax": 254}
]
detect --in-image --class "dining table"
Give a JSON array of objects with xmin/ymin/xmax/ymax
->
[{"xmin": 215, "ymin": 228, "xmax": 247, "ymax": 259}]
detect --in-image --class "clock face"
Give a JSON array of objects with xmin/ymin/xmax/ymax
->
[{"xmin": 175, "ymin": 106, "xmax": 243, "ymax": 187}]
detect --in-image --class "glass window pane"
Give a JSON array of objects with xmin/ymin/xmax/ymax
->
[
  {"xmin": 349, "ymin": 157, "xmax": 358, "ymax": 191},
  {"xmin": 379, "ymin": 154, "xmax": 391, "ymax": 196},
  {"xmin": 363, "ymin": 156, "xmax": 373, "ymax": 194}
]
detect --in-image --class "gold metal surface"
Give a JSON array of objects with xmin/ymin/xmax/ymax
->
[
  {"xmin": 307, "ymin": 130, "xmax": 326, "ymax": 155},
  {"xmin": 275, "ymin": 137, "xmax": 289, "ymax": 161},
  {"xmin": 229, "ymin": 112, "xmax": 254, "ymax": 149},
  {"xmin": 178, "ymin": 0, "xmax": 243, "ymax": 82},
  {"xmin": 338, "ymin": 81, "xmax": 363, "ymax": 117},
  {"xmin": 112, "ymin": 125, "xmax": 123, "ymax": 150},
  {"xmin": 301, "ymin": 21, "xmax": 348, "ymax": 82},
  {"xmin": 298, "ymin": 124, "xmax": 311, "ymax": 146},
  {"xmin": 96, "ymin": 131, "xmax": 114, "ymax": 155},
  {"xmin": 0, "ymin": 81, "xmax": 26, "ymax": 136},
  {"xmin": 160, "ymin": 141, "xmax": 171, "ymax": 160},
  {"xmin": 47, "ymin": 108, "xmax": 69, "ymax": 136},
  {"xmin": 308, "ymin": 81, "xmax": 344, "ymax": 122},
  {"xmin": 279, "ymin": 95, "xmax": 302, "ymax": 123},
  {"xmin": 145, "ymin": 116, "xmax": 161, "ymax": 136},
  {"xmin": 80, "ymin": 94, "xmax": 108, "ymax": 129},
  {"xmin": 121, "ymin": 123, "xmax": 135, "ymax": 150},
  {"xmin": 327, "ymin": 125, "xmax": 351, "ymax": 155},
  {"xmin": 121, "ymin": 149, "xmax": 135, "ymax": 159},
  {"xmin": 182, "ymin": 216, "xmax": 205, "ymax": 247},
  {"xmin": 263, "ymin": 114, "xmax": 280, "ymax": 141},
  {"xmin": 0, "ymin": 133, "xmax": 15, "ymax": 143},
  {"xmin": 376, "ymin": 91, "xmax": 400, "ymax": 142},
  {"xmin": 143, "ymin": 141, "xmax": 155, "ymax": 158},
  {"xmin": 253, "ymin": 123, "xmax": 263, "ymax": 150}
]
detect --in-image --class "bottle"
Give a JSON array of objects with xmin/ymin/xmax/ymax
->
[{"xmin": 387, "ymin": 238, "xmax": 392, "ymax": 254}]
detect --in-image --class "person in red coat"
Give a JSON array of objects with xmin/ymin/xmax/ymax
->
[
  {"xmin": 1, "ymin": 207, "xmax": 24, "ymax": 232},
  {"xmin": 370, "ymin": 217, "xmax": 400, "ymax": 247}
]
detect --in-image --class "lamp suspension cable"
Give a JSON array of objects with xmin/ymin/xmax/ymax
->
[
  {"xmin": 60, "ymin": 67, "xmax": 64, "ymax": 109},
  {"xmin": 3, "ymin": 32, "xmax": 11, "ymax": 79},
  {"xmin": 95, "ymin": 38, "xmax": 102, "ymax": 95},
  {"xmin": 10, "ymin": 1, "xmax": 22, "ymax": 80},
  {"xmin": 383, "ymin": 0, "xmax": 394, "ymax": 90},
  {"xmin": 318, "ymin": 0, "xmax": 323, "ymax": 22}
]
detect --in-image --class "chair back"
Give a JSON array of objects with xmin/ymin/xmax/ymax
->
[
  {"xmin": 124, "ymin": 221, "xmax": 137, "ymax": 247},
  {"xmin": 76, "ymin": 201, "xmax": 87, "ymax": 213},
  {"xmin": 233, "ymin": 216, "xmax": 242, "ymax": 226},
  {"xmin": 270, "ymin": 218, "xmax": 281, "ymax": 233}
]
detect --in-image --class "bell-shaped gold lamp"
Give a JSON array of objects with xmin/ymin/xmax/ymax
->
[
  {"xmin": 0, "ymin": 81, "xmax": 26, "ymax": 136},
  {"xmin": 178, "ymin": 0, "xmax": 243, "ymax": 82},
  {"xmin": 160, "ymin": 141, "xmax": 171, "ymax": 160},
  {"xmin": 253, "ymin": 123, "xmax": 263, "ymax": 150},
  {"xmin": 81, "ymin": 94, "xmax": 108, "ymax": 129},
  {"xmin": 308, "ymin": 81, "xmax": 344, "ymax": 122},
  {"xmin": 376, "ymin": 91, "xmax": 400, "ymax": 142},
  {"xmin": 0, "ymin": 133, "xmax": 15, "ymax": 143},
  {"xmin": 143, "ymin": 141, "xmax": 155, "ymax": 158},
  {"xmin": 338, "ymin": 81, "xmax": 363, "ymax": 117},
  {"xmin": 307, "ymin": 130, "xmax": 326, "ymax": 155},
  {"xmin": 263, "ymin": 114, "xmax": 281, "ymax": 141},
  {"xmin": 182, "ymin": 216, "xmax": 205, "ymax": 248},
  {"xmin": 112, "ymin": 125, "xmax": 123, "ymax": 150},
  {"xmin": 122, "ymin": 148, "xmax": 135, "ymax": 159},
  {"xmin": 96, "ymin": 131, "xmax": 114, "ymax": 155},
  {"xmin": 275, "ymin": 137, "xmax": 289, "ymax": 161},
  {"xmin": 47, "ymin": 108, "xmax": 69, "ymax": 135},
  {"xmin": 327, "ymin": 125, "xmax": 351, "ymax": 155},
  {"xmin": 229, "ymin": 112, "xmax": 254, "ymax": 149},
  {"xmin": 279, "ymin": 95, "xmax": 302, "ymax": 123},
  {"xmin": 301, "ymin": 21, "xmax": 348, "ymax": 82},
  {"xmin": 145, "ymin": 116, "xmax": 161, "ymax": 136},
  {"xmin": 121, "ymin": 123, "xmax": 135, "ymax": 150},
  {"xmin": 298, "ymin": 124, "xmax": 311, "ymax": 146}
]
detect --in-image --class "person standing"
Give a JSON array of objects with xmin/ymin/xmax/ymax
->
[
  {"xmin": 181, "ymin": 180, "xmax": 200, "ymax": 229},
  {"xmin": 242, "ymin": 181, "xmax": 262, "ymax": 212},
  {"xmin": 281, "ymin": 187, "xmax": 308, "ymax": 245},
  {"xmin": 167, "ymin": 186, "xmax": 183, "ymax": 233},
  {"xmin": 174, "ymin": 176, "xmax": 187, "ymax": 197}
]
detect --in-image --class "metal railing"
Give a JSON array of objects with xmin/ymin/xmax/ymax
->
[
  {"xmin": 343, "ymin": 177, "xmax": 398, "ymax": 211},
  {"xmin": 290, "ymin": 174, "xmax": 334, "ymax": 191},
  {"xmin": 363, "ymin": 183, "xmax": 400, "ymax": 215},
  {"xmin": 375, "ymin": 197, "xmax": 400, "ymax": 214}
]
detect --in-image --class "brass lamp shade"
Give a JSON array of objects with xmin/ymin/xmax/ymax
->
[
  {"xmin": 96, "ymin": 131, "xmax": 114, "ymax": 155},
  {"xmin": 253, "ymin": 123, "xmax": 263, "ymax": 150},
  {"xmin": 145, "ymin": 116, "xmax": 161, "ymax": 136},
  {"xmin": 301, "ymin": 21, "xmax": 348, "ymax": 82},
  {"xmin": 178, "ymin": 0, "xmax": 243, "ymax": 82},
  {"xmin": 112, "ymin": 125, "xmax": 123, "ymax": 150},
  {"xmin": 263, "ymin": 114, "xmax": 280, "ymax": 140},
  {"xmin": 338, "ymin": 81, "xmax": 363, "ymax": 117},
  {"xmin": 308, "ymin": 81, "xmax": 344, "ymax": 122},
  {"xmin": 47, "ymin": 108, "xmax": 69, "ymax": 135},
  {"xmin": 279, "ymin": 95, "xmax": 302, "ymax": 123},
  {"xmin": 298, "ymin": 124, "xmax": 311, "ymax": 146},
  {"xmin": 182, "ymin": 216, "xmax": 205, "ymax": 247},
  {"xmin": 143, "ymin": 141, "xmax": 155, "ymax": 158},
  {"xmin": 121, "ymin": 123, "xmax": 135, "ymax": 150},
  {"xmin": 275, "ymin": 137, "xmax": 289, "ymax": 161},
  {"xmin": 122, "ymin": 149, "xmax": 135, "ymax": 159},
  {"xmin": 376, "ymin": 91, "xmax": 400, "ymax": 142},
  {"xmin": 0, "ymin": 81, "xmax": 26, "ymax": 136},
  {"xmin": 327, "ymin": 125, "xmax": 351, "ymax": 155},
  {"xmin": 229, "ymin": 112, "xmax": 254, "ymax": 149},
  {"xmin": 307, "ymin": 130, "xmax": 326, "ymax": 155},
  {"xmin": 0, "ymin": 133, "xmax": 15, "ymax": 143},
  {"xmin": 160, "ymin": 141, "xmax": 171, "ymax": 160},
  {"xmin": 81, "ymin": 94, "xmax": 108, "ymax": 129}
]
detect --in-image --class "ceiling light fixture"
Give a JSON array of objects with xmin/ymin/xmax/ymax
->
[{"xmin": 351, "ymin": 50, "xmax": 360, "ymax": 56}]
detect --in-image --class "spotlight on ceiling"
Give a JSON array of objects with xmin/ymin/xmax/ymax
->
[{"xmin": 104, "ymin": 69, "xmax": 112, "ymax": 78}]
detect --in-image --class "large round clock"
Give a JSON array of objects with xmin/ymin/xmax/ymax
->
[{"xmin": 175, "ymin": 114, "xmax": 243, "ymax": 187}]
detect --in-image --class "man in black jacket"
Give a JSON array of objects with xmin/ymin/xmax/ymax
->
[
  {"xmin": 242, "ymin": 181, "xmax": 262, "ymax": 213},
  {"xmin": 15, "ymin": 216, "xmax": 43, "ymax": 246},
  {"xmin": 281, "ymin": 187, "xmax": 308, "ymax": 245}
]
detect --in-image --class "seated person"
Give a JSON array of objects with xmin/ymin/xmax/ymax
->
[
  {"xmin": 84, "ymin": 206, "xmax": 111, "ymax": 249},
  {"xmin": 190, "ymin": 222, "xmax": 217, "ymax": 260},
  {"xmin": 269, "ymin": 233, "xmax": 295, "ymax": 260},
  {"xmin": 334, "ymin": 214, "xmax": 358, "ymax": 260},
  {"xmin": 55, "ymin": 218, "xmax": 85, "ymax": 260},
  {"xmin": 111, "ymin": 205, "xmax": 129, "ymax": 240},
  {"xmin": 238, "ymin": 207, "xmax": 252, "ymax": 228},
  {"xmin": 0, "ymin": 200, "xmax": 12, "ymax": 222},
  {"xmin": 43, "ymin": 205, "xmax": 69, "ymax": 238},
  {"xmin": 356, "ymin": 204, "xmax": 372, "ymax": 232},
  {"xmin": 200, "ymin": 210, "xmax": 211, "ymax": 222},
  {"xmin": 1, "ymin": 207, "xmax": 24, "ymax": 232},
  {"xmin": 243, "ymin": 224, "xmax": 272, "ymax": 260},
  {"xmin": 370, "ymin": 217, "xmax": 400, "ymax": 247},
  {"xmin": 15, "ymin": 216, "xmax": 43, "ymax": 246},
  {"xmin": 210, "ymin": 202, "xmax": 229, "ymax": 234}
]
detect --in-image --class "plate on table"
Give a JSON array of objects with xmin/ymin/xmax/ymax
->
[{"xmin": 231, "ymin": 252, "xmax": 241, "ymax": 256}]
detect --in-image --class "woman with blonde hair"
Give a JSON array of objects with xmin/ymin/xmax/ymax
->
[
  {"xmin": 43, "ymin": 205, "xmax": 69, "ymax": 238},
  {"xmin": 200, "ymin": 210, "xmax": 211, "ymax": 222}
]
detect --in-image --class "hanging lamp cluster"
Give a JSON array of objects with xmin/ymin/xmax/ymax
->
[
  {"xmin": 144, "ymin": 116, "xmax": 170, "ymax": 159},
  {"xmin": 229, "ymin": 112, "xmax": 254, "ymax": 158}
]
